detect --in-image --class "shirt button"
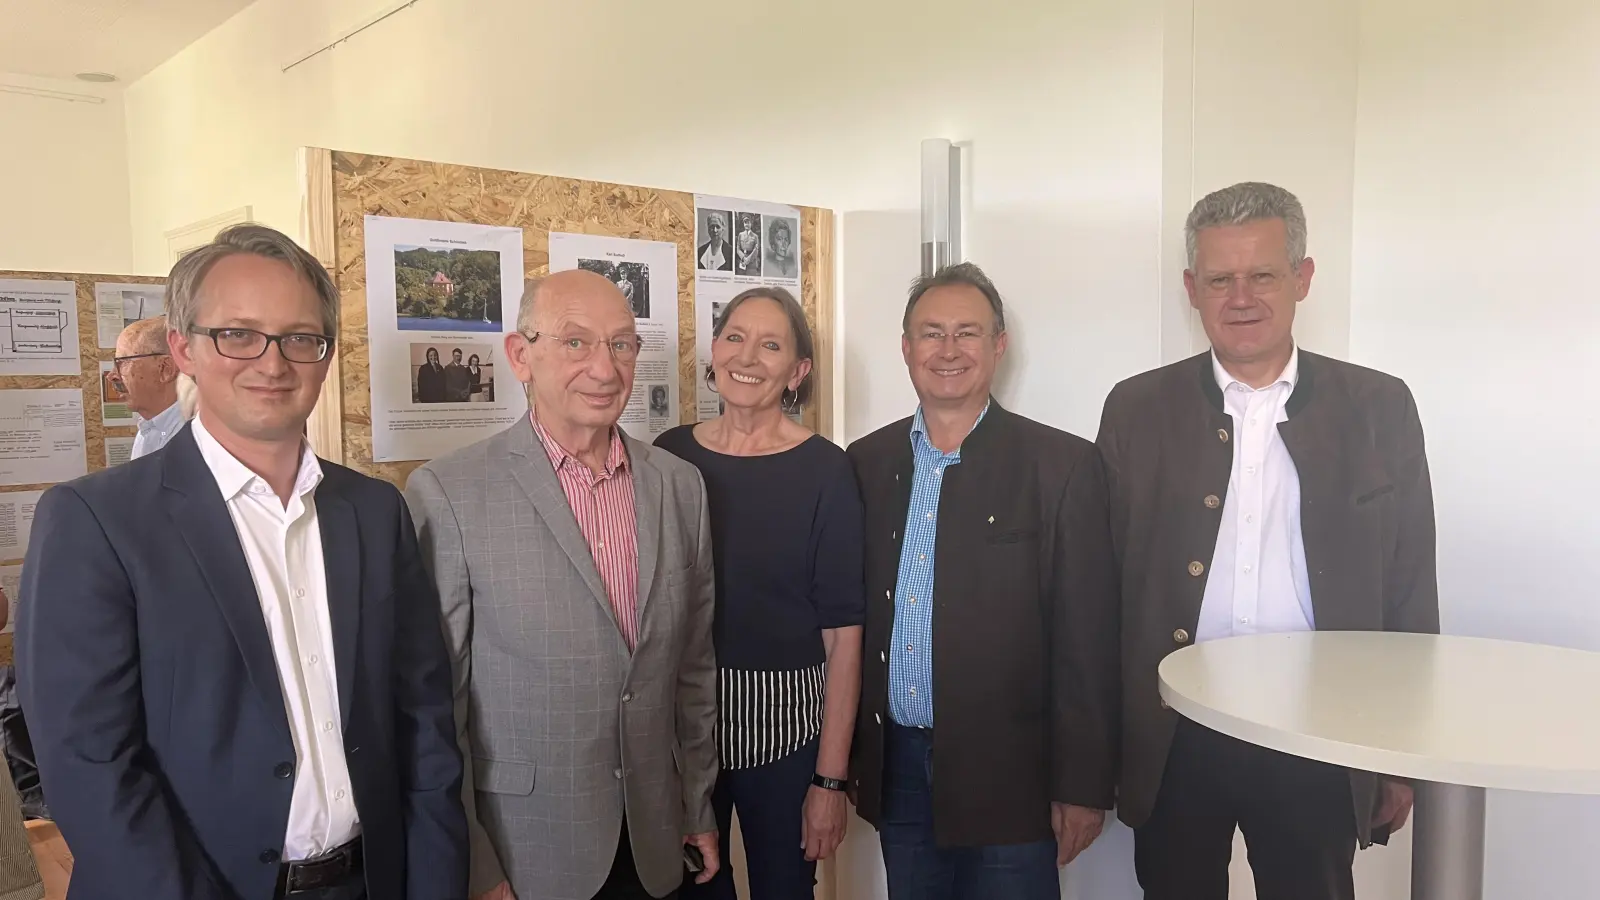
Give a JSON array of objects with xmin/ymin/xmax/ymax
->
[
  {"xmin": 925, "ymin": 512, "xmax": 933, "ymax": 519},
  {"xmin": 614, "ymin": 768, "xmax": 624, "ymax": 779},
  {"xmin": 1188, "ymin": 561, "xmax": 1205, "ymax": 577},
  {"xmin": 1246, "ymin": 515, "xmax": 1254, "ymax": 524},
  {"xmin": 323, "ymin": 721, "xmax": 334, "ymax": 733},
  {"xmin": 335, "ymin": 789, "xmax": 346, "ymax": 800},
  {"xmin": 1243, "ymin": 565, "xmax": 1253, "ymax": 573},
  {"xmin": 307, "ymin": 655, "xmax": 319, "ymax": 666},
  {"xmin": 919, "ymin": 554, "xmax": 927, "ymax": 561},
  {"xmin": 621, "ymin": 692, "xmax": 633, "ymax": 703},
  {"xmin": 295, "ymin": 588, "xmax": 306, "ymax": 599},
  {"xmin": 1239, "ymin": 617, "xmax": 1252, "ymax": 625},
  {"xmin": 1246, "ymin": 465, "xmax": 1257, "ymax": 474},
  {"xmin": 905, "ymin": 644, "xmax": 913, "ymax": 652},
  {"xmin": 909, "ymin": 597, "xmax": 917, "ymax": 605},
  {"xmin": 1203, "ymin": 494, "xmax": 1220, "ymax": 509},
  {"xmin": 908, "ymin": 687, "xmax": 917, "ymax": 696}
]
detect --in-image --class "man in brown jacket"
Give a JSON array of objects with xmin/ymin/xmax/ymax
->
[
  {"xmin": 847, "ymin": 262, "xmax": 1119, "ymax": 899},
  {"xmin": 1097, "ymin": 182, "xmax": 1438, "ymax": 900}
]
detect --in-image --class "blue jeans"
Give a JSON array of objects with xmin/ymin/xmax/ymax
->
[{"xmin": 879, "ymin": 724, "xmax": 1060, "ymax": 900}]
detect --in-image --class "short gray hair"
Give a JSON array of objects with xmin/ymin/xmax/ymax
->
[
  {"xmin": 165, "ymin": 223, "xmax": 339, "ymax": 338},
  {"xmin": 516, "ymin": 276, "xmax": 546, "ymax": 333},
  {"xmin": 902, "ymin": 261, "xmax": 1006, "ymax": 335},
  {"xmin": 1185, "ymin": 182, "xmax": 1307, "ymax": 269}
]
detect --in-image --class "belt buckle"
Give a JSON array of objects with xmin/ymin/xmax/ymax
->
[{"xmin": 285, "ymin": 841, "xmax": 357, "ymax": 895}]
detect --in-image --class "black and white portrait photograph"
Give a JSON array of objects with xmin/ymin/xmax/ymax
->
[
  {"xmin": 733, "ymin": 212, "xmax": 762, "ymax": 276},
  {"xmin": 696, "ymin": 208, "xmax": 734, "ymax": 272},
  {"xmin": 764, "ymin": 215, "xmax": 800, "ymax": 280},
  {"xmin": 577, "ymin": 259, "xmax": 651, "ymax": 319},
  {"xmin": 410, "ymin": 341, "xmax": 496, "ymax": 404},
  {"xmin": 711, "ymin": 300, "xmax": 726, "ymax": 330},
  {"xmin": 648, "ymin": 384, "xmax": 669, "ymax": 418}
]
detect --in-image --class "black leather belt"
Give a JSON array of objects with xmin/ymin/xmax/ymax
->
[{"xmin": 277, "ymin": 837, "xmax": 363, "ymax": 897}]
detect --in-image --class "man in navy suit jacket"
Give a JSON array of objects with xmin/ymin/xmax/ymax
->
[{"xmin": 17, "ymin": 224, "xmax": 467, "ymax": 900}]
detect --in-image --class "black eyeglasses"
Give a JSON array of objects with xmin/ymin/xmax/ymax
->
[{"xmin": 189, "ymin": 327, "xmax": 333, "ymax": 363}]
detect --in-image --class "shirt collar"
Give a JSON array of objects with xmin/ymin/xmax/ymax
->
[
  {"xmin": 909, "ymin": 399, "xmax": 992, "ymax": 454},
  {"xmin": 136, "ymin": 400, "xmax": 184, "ymax": 436},
  {"xmin": 531, "ymin": 412, "xmax": 629, "ymax": 477},
  {"xmin": 1211, "ymin": 344, "xmax": 1300, "ymax": 393},
  {"xmin": 190, "ymin": 414, "xmax": 323, "ymax": 503}
]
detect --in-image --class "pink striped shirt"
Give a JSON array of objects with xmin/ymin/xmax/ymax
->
[{"xmin": 533, "ymin": 416, "xmax": 641, "ymax": 651}]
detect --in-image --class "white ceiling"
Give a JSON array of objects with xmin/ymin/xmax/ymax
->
[{"xmin": 0, "ymin": 0, "xmax": 257, "ymax": 85}]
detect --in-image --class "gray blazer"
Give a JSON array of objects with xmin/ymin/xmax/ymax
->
[{"xmin": 405, "ymin": 420, "xmax": 717, "ymax": 900}]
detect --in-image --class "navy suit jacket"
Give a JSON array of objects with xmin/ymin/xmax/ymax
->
[{"xmin": 16, "ymin": 425, "xmax": 468, "ymax": 900}]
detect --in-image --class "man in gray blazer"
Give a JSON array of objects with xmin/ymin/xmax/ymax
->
[{"xmin": 406, "ymin": 269, "xmax": 719, "ymax": 900}]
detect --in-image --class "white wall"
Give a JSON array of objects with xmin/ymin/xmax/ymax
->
[
  {"xmin": 1352, "ymin": 0, "xmax": 1600, "ymax": 896},
  {"xmin": 0, "ymin": 75, "xmax": 131, "ymax": 274},
  {"xmin": 124, "ymin": 1, "xmax": 1164, "ymax": 897}
]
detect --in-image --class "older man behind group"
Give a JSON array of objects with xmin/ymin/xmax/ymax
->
[
  {"xmin": 1098, "ymin": 182, "xmax": 1437, "ymax": 900},
  {"xmin": 114, "ymin": 316, "xmax": 185, "ymax": 459},
  {"xmin": 847, "ymin": 263, "xmax": 1118, "ymax": 899},
  {"xmin": 406, "ymin": 270, "xmax": 719, "ymax": 900}
]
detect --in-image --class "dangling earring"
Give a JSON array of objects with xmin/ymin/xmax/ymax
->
[
  {"xmin": 704, "ymin": 364, "xmax": 719, "ymax": 394},
  {"xmin": 781, "ymin": 387, "xmax": 799, "ymax": 413}
]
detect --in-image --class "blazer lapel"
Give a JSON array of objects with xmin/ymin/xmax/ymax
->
[
  {"xmin": 506, "ymin": 422, "xmax": 616, "ymax": 629},
  {"xmin": 629, "ymin": 437, "xmax": 663, "ymax": 621},
  {"xmin": 161, "ymin": 429, "xmax": 291, "ymax": 743},
  {"xmin": 316, "ymin": 485, "xmax": 361, "ymax": 722}
]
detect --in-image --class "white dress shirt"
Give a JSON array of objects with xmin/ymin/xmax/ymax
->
[
  {"xmin": 699, "ymin": 242, "xmax": 727, "ymax": 270},
  {"xmin": 130, "ymin": 401, "xmax": 185, "ymax": 460},
  {"xmin": 191, "ymin": 416, "xmax": 360, "ymax": 860},
  {"xmin": 1196, "ymin": 347, "xmax": 1316, "ymax": 643}
]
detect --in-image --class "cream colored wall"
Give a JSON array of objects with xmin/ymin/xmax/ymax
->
[
  {"xmin": 1353, "ymin": 0, "xmax": 1600, "ymax": 896},
  {"xmin": 0, "ymin": 74, "xmax": 131, "ymax": 274}
]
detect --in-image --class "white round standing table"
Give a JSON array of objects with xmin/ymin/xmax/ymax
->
[{"xmin": 1159, "ymin": 631, "xmax": 1600, "ymax": 900}]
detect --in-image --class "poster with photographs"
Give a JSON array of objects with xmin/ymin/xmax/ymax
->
[
  {"xmin": 99, "ymin": 360, "xmax": 134, "ymax": 426},
  {"xmin": 94, "ymin": 282, "xmax": 165, "ymax": 349},
  {"xmin": 692, "ymin": 195, "xmax": 803, "ymax": 422},
  {"xmin": 363, "ymin": 215, "xmax": 527, "ymax": 462},
  {"xmin": 548, "ymin": 232, "xmax": 680, "ymax": 441}
]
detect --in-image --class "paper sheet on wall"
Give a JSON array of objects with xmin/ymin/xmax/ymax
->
[
  {"xmin": 364, "ymin": 215, "xmax": 528, "ymax": 462},
  {"xmin": 547, "ymin": 233, "xmax": 680, "ymax": 441},
  {"xmin": 0, "ymin": 564, "xmax": 18, "ymax": 634},
  {"xmin": 0, "ymin": 390, "xmax": 86, "ymax": 486},
  {"xmin": 0, "ymin": 279, "xmax": 83, "ymax": 376},
  {"xmin": 0, "ymin": 491, "xmax": 42, "ymax": 562},
  {"xmin": 691, "ymin": 195, "xmax": 804, "ymax": 422},
  {"xmin": 99, "ymin": 360, "xmax": 134, "ymax": 426},
  {"xmin": 105, "ymin": 437, "xmax": 134, "ymax": 468},
  {"xmin": 94, "ymin": 282, "xmax": 166, "ymax": 349}
]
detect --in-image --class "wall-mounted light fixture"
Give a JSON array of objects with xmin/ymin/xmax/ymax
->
[{"xmin": 920, "ymin": 138, "xmax": 962, "ymax": 276}]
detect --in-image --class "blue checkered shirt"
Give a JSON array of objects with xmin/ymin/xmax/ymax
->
[{"xmin": 888, "ymin": 402, "xmax": 990, "ymax": 728}]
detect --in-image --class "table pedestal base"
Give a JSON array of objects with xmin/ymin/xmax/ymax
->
[{"xmin": 1412, "ymin": 781, "xmax": 1485, "ymax": 900}]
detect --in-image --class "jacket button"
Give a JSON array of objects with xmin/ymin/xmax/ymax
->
[
  {"xmin": 1187, "ymin": 561, "xmax": 1205, "ymax": 577},
  {"xmin": 260, "ymin": 848, "xmax": 280, "ymax": 864},
  {"xmin": 1217, "ymin": 428, "xmax": 1230, "ymax": 443},
  {"xmin": 1173, "ymin": 629, "xmax": 1190, "ymax": 643},
  {"xmin": 274, "ymin": 762, "xmax": 293, "ymax": 780},
  {"xmin": 1160, "ymin": 699, "xmax": 1171, "ymax": 710},
  {"xmin": 1203, "ymin": 494, "xmax": 1220, "ymax": 509}
]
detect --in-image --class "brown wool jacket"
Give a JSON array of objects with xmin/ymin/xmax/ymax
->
[{"xmin": 1097, "ymin": 350, "xmax": 1440, "ymax": 845}]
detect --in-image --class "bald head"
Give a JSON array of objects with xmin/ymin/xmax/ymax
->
[
  {"xmin": 115, "ymin": 316, "xmax": 169, "ymax": 358},
  {"xmin": 516, "ymin": 269, "xmax": 631, "ymax": 334},
  {"xmin": 113, "ymin": 316, "xmax": 178, "ymax": 420}
]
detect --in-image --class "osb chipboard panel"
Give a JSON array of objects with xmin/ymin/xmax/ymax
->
[
  {"xmin": 328, "ymin": 151, "xmax": 832, "ymax": 489},
  {"xmin": 0, "ymin": 270, "xmax": 164, "ymax": 664}
]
